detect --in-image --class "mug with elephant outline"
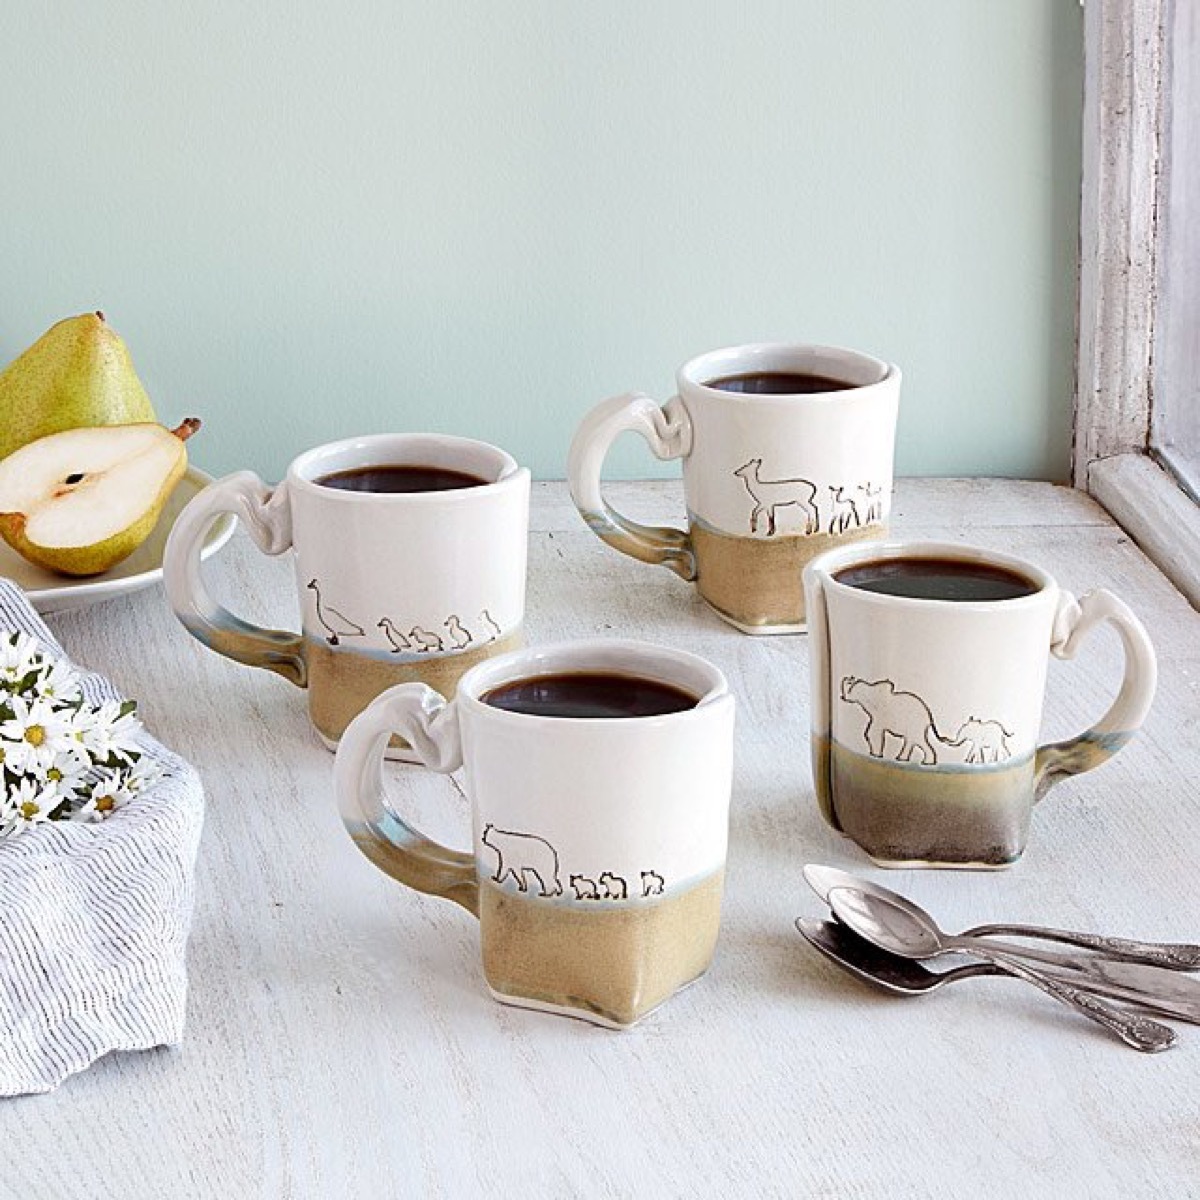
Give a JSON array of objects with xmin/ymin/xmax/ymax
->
[
  {"xmin": 333, "ymin": 639, "xmax": 735, "ymax": 1028},
  {"xmin": 163, "ymin": 432, "xmax": 530, "ymax": 759},
  {"xmin": 568, "ymin": 343, "xmax": 900, "ymax": 634},
  {"xmin": 804, "ymin": 540, "xmax": 1158, "ymax": 868}
]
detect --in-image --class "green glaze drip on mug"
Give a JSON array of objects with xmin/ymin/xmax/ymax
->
[
  {"xmin": 347, "ymin": 817, "xmax": 479, "ymax": 916},
  {"xmin": 183, "ymin": 613, "xmax": 307, "ymax": 687},
  {"xmin": 581, "ymin": 510, "xmax": 696, "ymax": 580},
  {"xmin": 1034, "ymin": 730, "xmax": 1134, "ymax": 799}
]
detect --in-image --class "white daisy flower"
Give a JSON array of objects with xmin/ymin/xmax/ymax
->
[
  {"xmin": 122, "ymin": 755, "xmax": 159, "ymax": 794},
  {"xmin": 73, "ymin": 700, "xmax": 143, "ymax": 765},
  {"xmin": 0, "ymin": 694, "xmax": 77, "ymax": 775},
  {"xmin": 42, "ymin": 749, "xmax": 91, "ymax": 802},
  {"xmin": 80, "ymin": 768, "xmax": 137, "ymax": 820},
  {"xmin": 33, "ymin": 656, "xmax": 83, "ymax": 704},
  {"xmin": 0, "ymin": 776, "xmax": 57, "ymax": 839},
  {"xmin": 0, "ymin": 635, "xmax": 153, "ymax": 839},
  {"xmin": 0, "ymin": 632, "xmax": 41, "ymax": 689}
]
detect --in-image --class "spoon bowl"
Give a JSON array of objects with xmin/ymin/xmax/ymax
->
[
  {"xmin": 795, "ymin": 918, "xmax": 1001, "ymax": 994},
  {"xmin": 826, "ymin": 886, "xmax": 944, "ymax": 958},
  {"xmin": 826, "ymin": 886, "xmax": 1177, "ymax": 1053}
]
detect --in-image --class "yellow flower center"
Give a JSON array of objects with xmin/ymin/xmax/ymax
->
[
  {"xmin": 47, "ymin": 767, "xmax": 62, "ymax": 782},
  {"xmin": 96, "ymin": 795, "xmax": 115, "ymax": 813},
  {"xmin": 24, "ymin": 725, "xmax": 45, "ymax": 747},
  {"xmin": 19, "ymin": 801, "xmax": 39, "ymax": 819}
]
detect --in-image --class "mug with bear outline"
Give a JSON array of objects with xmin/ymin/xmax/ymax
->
[
  {"xmin": 333, "ymin": 639, "xmax": 735, "ymax": 1028},
  {"xmin": 568, "ymin": 343, "xmax": 900, "ymax": 634},
  {"xmin": 804, "ymin": 540, "xmax": 1157, "ymax": 868}
]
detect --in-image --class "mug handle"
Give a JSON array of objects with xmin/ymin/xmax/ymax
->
[
  {"xmin": 163, "ymin": 470, "xmax": 307, "ymax": 686},
  {"xmin": 1035, "ymin": 589, "xmax": 1158, "ymax": 798},
  {"xmin": 567, "ymin": 392, "xmax": 697, "ymax": 580},
  {"xmin": 333, "ymin": 684, "xmax": 478, "ymax": 916}
]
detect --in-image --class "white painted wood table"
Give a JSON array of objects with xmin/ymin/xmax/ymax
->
[{"xmin": 4, "ymin": 480, "xmax": 1199, "ymax": 1199}]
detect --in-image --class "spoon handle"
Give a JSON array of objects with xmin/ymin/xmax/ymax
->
[
  {"xmin": 979, "ymin": 949, "xmax": 1176, "ymax": 1053},
  {"xmin": 963, "ymin": 924, "xmax": 1200, "ymax": 970}
]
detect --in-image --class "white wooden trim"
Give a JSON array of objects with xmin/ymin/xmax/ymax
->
[
  {"xmin": 1089, "ymin": 453, "xmax": 1200, "ymax": 608},
  {"xmin": 1074, "ymin": 0, "xmax": 1167, "ymax": 484},
  {"xmin": 1150, "ymin": 0, "xmax": 1200, "ymax": 491},
  {"xmin": 1075, "ymin": 0, "xmax": 1200, "ymax": 610}
]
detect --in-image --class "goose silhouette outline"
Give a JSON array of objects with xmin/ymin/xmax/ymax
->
[
  {"xmin": 377, "ymin": 617, "xmax": 412, "ymax": 653},
  {"xmin": 307, "ymin": 579, "xmax": 366, "ymax": 646}
]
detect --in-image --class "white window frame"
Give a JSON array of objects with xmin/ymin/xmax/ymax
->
[{"xmin": 1076, "ymin": 0, "xmax": 1200, "ymax": 607}]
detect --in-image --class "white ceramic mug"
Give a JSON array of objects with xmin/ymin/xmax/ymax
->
[
  {"xmin": 804, "ymin": 540, "xmax": 1158, "ymax": 868},
  {"xmin": 568, "ymin": 343, "xmax": 900, "ymax": 634},
  {"xmin": 163, "ymin": 433, "xmax": 530, "ymax": 757},
  {"xmin": 334, "ymin": 639, "xmax": 736, "ymax": 1028}
]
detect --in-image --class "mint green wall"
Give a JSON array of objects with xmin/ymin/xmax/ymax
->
[{"xmin": 0, "ymin": 2, "xmax": 1082, "ymax": 482}]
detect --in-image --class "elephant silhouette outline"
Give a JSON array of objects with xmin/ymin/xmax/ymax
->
[
  {"xmin": 840, "ymin": 676, "xmax": 962, "ymax": 766},
  {"xmin": 954, "ymin": 717, "xmax": 1014, "ymax": 763}
]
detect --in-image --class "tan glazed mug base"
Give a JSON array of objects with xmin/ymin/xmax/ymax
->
[
  {"xmin": 691, "ymin": 517, "xmax": 886, "ymax": 633},
  {"xmin": 308, "ymin": 631, "xmax": 524, "ymax": 760},
  {"xmin": 480, "ymin": 870, "xmax": 725, "ymax": 1028}
]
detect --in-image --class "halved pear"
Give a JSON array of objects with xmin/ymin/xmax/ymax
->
[{"xmin": 0, "ymin": 419, "xmax": 200, "ymax": 576}]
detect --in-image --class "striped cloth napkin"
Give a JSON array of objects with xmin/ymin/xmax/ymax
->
[{"xmin": 0, "ymin": 581, "xmax": 204, "ymax": 1096}]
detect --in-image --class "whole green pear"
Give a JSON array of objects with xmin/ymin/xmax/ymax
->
[{"xmin": 0, "ymin": 311, "xmax": 157, "ymax": 461}]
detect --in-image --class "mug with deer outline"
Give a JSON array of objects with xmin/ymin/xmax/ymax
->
[
  {"xmin": 333, "ymin": 639, "xmax": 735, "ymax": 1028},
  {"xmin": 163, "ymin": 433, "xmax": 530, "ymax": 759},
  {"xmin": 568, "ymin": 343, "xmax": 900, "ymax": 634},
  {"xmin": 804, "ymin": 540, "xmax": 1158, "ymax": 868}
]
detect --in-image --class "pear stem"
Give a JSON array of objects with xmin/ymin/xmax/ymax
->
[{"xmin": 171, "ymin": 418, "xmax": 202, "ymax": 442}]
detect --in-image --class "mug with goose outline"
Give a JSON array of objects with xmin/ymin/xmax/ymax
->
[
  {"xmin": 804, "ymin": 540, "xmax": 1158, "ymax": 868},
  {"xmin": 163, "ymin": 432, "xmax": 530, "ymax": 758},
  {"xmin": 333, "ymin": 639, "xmax": 735, "ymax": 1028},
  {"xmin": 568, "ymin": 342, "xmax": 900, "ymax": 634}
]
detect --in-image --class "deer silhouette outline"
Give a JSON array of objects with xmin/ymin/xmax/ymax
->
[
  {"xmin": 733, "ymin": 459, "xmax": 819, "ymax": 536},
  {"xmin": 828, "ymin": 486, "xmax": 861, "ymax": 534}
]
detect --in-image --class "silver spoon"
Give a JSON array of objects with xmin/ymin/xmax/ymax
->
[
  {"xmin": 963, "ymin": 920, "xmax": 1200, "ymax": 970},
  {"xmin": 802, "ymin": 864, "xmax": 1200, "ymax": 1008},
  {"xmin": 828, "ymin": 887, "xmax": 1176, "ymax": 1053},
  {"xmin": 797, "ymin": 915, "xmax": 1200, "ymax": 1023},
  {"xmin": 797, "ymin": 917, "xmax": 1010, "ymax": 994}
]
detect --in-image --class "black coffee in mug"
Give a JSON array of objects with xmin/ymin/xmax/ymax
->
[
  {"xmin": 315, "ymin": 464, "xmax": 489, "ymax": 493},
  {"xmin": 481, "ymin": 672, "xmax": 699, "ymax": 719},
  {"xmin": 834, "ymin": 557, "xmax": 1039, "ymax": 603},
  {"xmin": 707, "ymin": 371, "xmax": 851, "ymax": 395}
]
